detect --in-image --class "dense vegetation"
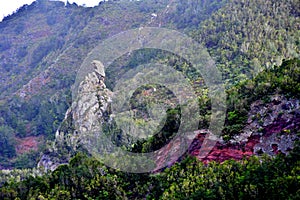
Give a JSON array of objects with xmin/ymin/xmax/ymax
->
[
  {"xmin": 0, "ymin": 0, "xmax": 298, "ymax": 168},
  {"xmin": 1, "ymin": 57, "xmax": 299, "ymax": 199},
  {"xmin": 195, "ymin": 0, "xmax": 300, "ymax": 85},
  {"xmin": 0, "ymin": 0, "xmax": 299, "ymax": 199},
  {"xmin": 0, "ymin": 139, "xmax": 299, "ymax": 199}
]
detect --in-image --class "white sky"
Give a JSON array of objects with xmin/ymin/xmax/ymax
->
[{"xmin": 0, "ymin": 0, "xmax": 102, "ymax": 21}]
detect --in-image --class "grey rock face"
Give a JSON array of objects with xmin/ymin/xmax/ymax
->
[
  {"xmin": 231, "ymin": 95, "xmax": 299, "ymax": 156},
  {"xmin": 38, "ymin": 62, "xmax": 112, "ymax": 172},
  {"xmin": 92, "ymin": 60, "xmax": 105, "ymax": 77}
]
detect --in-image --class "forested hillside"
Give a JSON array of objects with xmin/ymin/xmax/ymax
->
[
  {"xmin": 195, "ymin": 0, "xmax": 300, "ymax": 85},
  {"xmin": 0, "ymin": 0, "xmax": 299, "ymax": 198},
  {"xmin": 0, "ymin": 0, "xmax": 172, "ymax": 168},
  {"xmin": 0, "ymin": 0, "xmax": 298, "ymax": 169}
]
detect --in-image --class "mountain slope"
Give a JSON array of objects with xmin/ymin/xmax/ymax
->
[
  {"xmin": 0, "ymin": 0, "xmax": 299, "ymax": 170},
  {"xmin": 0, "ymin": 0, "xmax": 172, "ymax": 168},
  {"xmin": 0, "ymin": 0, "xmax": 300, "ymax": 199},
  {"xmin": 196, "ymin": 0, "xmax": 300, "ymax": 85}
]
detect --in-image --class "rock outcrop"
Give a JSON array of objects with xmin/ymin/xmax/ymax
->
[
  {"xmin": 189, "ymin": 95, "xmax": 300, "ymax": 163},
  {"xmin": 38, "ymin": 60, "xmax": 113, "ymax": 171}
]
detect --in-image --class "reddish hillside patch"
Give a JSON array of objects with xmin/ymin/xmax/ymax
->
[
  {"xmin": 15, "ymin": 136, "xmax": 43, "ymax": 154},
  {"xmin": 189, "ymin": 133, "xmax": 260, "ymax": 163}
]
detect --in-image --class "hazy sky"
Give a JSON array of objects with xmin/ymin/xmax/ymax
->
[{"xmin": 0, "ymin": 0, "xmax": 102, "ymax": 21}]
